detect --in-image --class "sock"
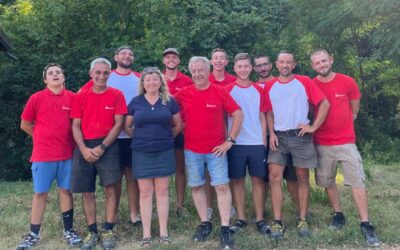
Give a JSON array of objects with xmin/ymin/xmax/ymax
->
[
  {"xmin": 62, "ymin": 209, "xmax": 74, "ymax": 232},
  {"xmin": 104, "ymin": 222, "xmax": 114, "ymax": 231},
  {"xmin": 30, "ymin": 224, "xmax": 41, "ymax": 235},
  {"xmin": 88, "ymin": 223, "xmax": 98, "ymax": 234}
]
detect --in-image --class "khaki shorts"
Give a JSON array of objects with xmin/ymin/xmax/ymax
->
[{"xmin": 315, "ymin": 144, "xmax": 365, "ymax": 188}]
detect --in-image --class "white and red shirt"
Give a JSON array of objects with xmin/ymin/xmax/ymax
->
[
  {"xmin": 313, "ymin": 73, "xmax": 361, "ymax": 145},
  {"xmin": 70, "ymin": 87, "xmax": 127, "ymax": 139},
  {"xmin": 256, "ymin": 77, "xmax": 277, "ymax": 89},
  {"xmin": 265, "ymin": 75, "xmax": 325, "ymax": 131},
  {"xmin": 21, "ymin": 88, "xmax": 75, "ymax": 162},
  {"xmin": 164, "ymin": 70, "xmax": 193, "ymax": 96},
  {"xmin": 209, "ymin": 71, "xmax": 237, "ymax": 87},
  {"xmin": 226, "ymin": 82, "xmax": 266, "ymax": 145},
  {"xmin": 175, "ymin": 84, "xmax": 240, "ymax": 153},
  {"xmin": 79, "ymin": 70, "xmax": 141, "ymax": 93}
]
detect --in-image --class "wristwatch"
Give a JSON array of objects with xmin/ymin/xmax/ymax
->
[
  {"xmin": 227, "ymin": 136, "xmax": 236, "ymax": 144},
  {"xmin": 100, "ymin": 143, "xmax": 108, "ymax": 150}
]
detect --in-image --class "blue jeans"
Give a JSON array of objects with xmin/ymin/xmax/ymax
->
[{"xmin": 184, "ymin": 150, "xmax": 230, "ymax": 187}]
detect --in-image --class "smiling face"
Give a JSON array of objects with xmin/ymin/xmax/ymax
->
[
  {"xmin": 44, "ymin": 66, "xmax": 65, "ymax": 88},
  {"xmin": 90, "ymin": 62, "xmax": 111, "ymax": 88},
  {"xmin": 114, "ymin": 48, "xmax": 134, "ymax": 69},
  {"xmin": 163, "ymin": 53, "xmax": 180, "ymax": 70},
  {"xmin": 189, "ymin": 60, "xmax": 210, "ymax": 88},
  {"xmin": 234, "ymin": 58, "xmax": 252, "ymax": 81},
  {"xmin": 211, "ymin": 51, "xmax": 228, "ymax": 71},
  {"xmin": 311, "ymin": 51, "xmax": 334, "ymax": 77},
  {"xmin": 143, "ymin": 72, "xmax": 162, "ymax": 94},
  {"xmin": 276, "ymin": 53, "xmax": 296, "ymax": 77},
  {"xmin": 254, "ymin": 57, "xmax": 272, "ymax": 78}
]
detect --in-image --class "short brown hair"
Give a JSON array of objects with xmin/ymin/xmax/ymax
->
[
  {"xmin": 42, "ymin": 63, "xmax": 64, "ymax": 79},
  {"xmin": 276, "ymin": 50, "xmax": 296, "ymax": 62},
  {"xmin": 211, "ymin": 48, "xmax": 227, "ymax": 58},
  {"xmin": 234, "ymin": 53, "xmax": 251, "ymax": 64},
  {"xmin": 310, "ymin": 48, "xmax": 330, "ymax": 59}
]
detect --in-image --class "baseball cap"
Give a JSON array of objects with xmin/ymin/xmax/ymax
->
[{"xmin": 163, "ymin": 48, "xmax": 179, "ymax": 56}]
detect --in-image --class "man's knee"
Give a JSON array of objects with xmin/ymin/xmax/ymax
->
[
  {"xmin": 82, "ymin": 192, "xmax": 95, "ymax": 202},
  {"xmin": 214, "ymin": 184, "xmax": 230, "ymax": 195}
]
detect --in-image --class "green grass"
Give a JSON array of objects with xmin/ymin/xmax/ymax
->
[{"xmin": 1, "ymin": 162, "xmax": 399, "ymax": 249}]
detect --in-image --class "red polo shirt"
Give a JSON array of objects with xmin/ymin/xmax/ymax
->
[
  {"xmin": 164, "ymin": 70, "xmax": 193, "ymax": 96},
  {"xmin": 21, "ymin": 88, "xmax": 75, "ymax": 162},
  {"xmin": 209, "ymin": 71, "xmax": 237, "ymax": 87}
]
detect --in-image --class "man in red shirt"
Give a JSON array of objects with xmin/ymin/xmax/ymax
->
[
  {"xmin": 175, "ymin": 56, "xmax": 243, "ymax": 250},
  {"xmin": 162, "ymin": 48, "xmax": 193, "ymax": 217},
  {"xmin": 310, "ymin": 48, "xmax": 381, "ymax": 247},
  {"xmin": 209, "ymin": 48, "xmax": 236, "ymax": 87},
  {"xmin": 70, "ymin": 58, "xmax": 127, "ymax": 250},
  {"xmin": 17, "ymin": 63, "xmax": 82, "ymax": 250}
]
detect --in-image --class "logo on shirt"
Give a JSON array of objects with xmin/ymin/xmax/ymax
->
[
  {"xmin": 175, "ymin": 87, "xmax": 182, "ymax": 91},
  {"xmin": 105, "ymin": 106, "xmax": 114, "ymax": 110},
  {"xmin": 62, "ymin": 106, "xmax": 71, "ymax": 110},
  {"xmin": 206, "ymin": 103, "xmax": 217, "ymax": 108},
  {"xmin": 335, "ymin": 94, "xmax": 346, "ymax": 98}
]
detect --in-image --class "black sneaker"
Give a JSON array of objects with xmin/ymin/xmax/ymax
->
[
  {"xmin": 63, "ymin": 229, "xmax": 83, "ymax": 246},
  {"xmin": 360, "ymin": 222, "xmax": 381, "ymax": 247},
  {"xmin": 329, "ymin": 212, "xmax": 345, "ymax": 230},
  {"xmin": 255, "ymin": 220, "xmax": 271, "ymax": 235},
  {"xmin": 16, "ymin": 232, "xmax": 40, "ymax": 250},
  {"xmin": 220, "ymin": 229, "xmax": 235, "ymax": 250},
  {"xmin": 193, "ymin": 222, "xmax": 213, "ymax": 242},
  {"xmin": 229, "ymin": 219, "xmax": 247, "ymax": 234}
]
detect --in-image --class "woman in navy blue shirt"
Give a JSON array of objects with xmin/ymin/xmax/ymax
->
[{"xmin": 124, "ymin": 67, "xmax": 183, "ymax": 246}]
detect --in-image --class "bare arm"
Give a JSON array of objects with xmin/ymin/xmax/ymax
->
[
  {"xmin": 72, "ymin": 118, "xmax": 99, "ymax": 162},
  {"xmin": 267, "ymin": 111, "xmax": 278, "ymax": 151},
  {"xmin": 212, "ymin": 109, "xmax": 243, "ymax": 157},
  {"xmin": 351, "ymin": 99, "xmax": 360, "ymax": 120},
  {"xmin": 259, "ymin": 112, "xmax": 267, "ymax": 146},
  {"xmin": 124, "ymin": 115, "xmax": 134, "ymax": 138},
  {"xmin": 172, "ymin": 112, "xmax": 183, "ymax": 137},
  {"xmin": 20, "ymin": 120, "xmax": 34, "ymax": 137},
  {"xmin": 298, "ymin": 98, "xmax": 330, "ymax": 136}
]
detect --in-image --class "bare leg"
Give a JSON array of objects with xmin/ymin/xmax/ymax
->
[
  {"xmin": 114, "ymin": 179, "xmax": 122, "ymax": 223},
  {"xmin": 154, "ymin": 177, "xmax": 170, "ymax": 236},
  {"xmin": 82, "ymin": 192, "xmax": 96, "ymax": 225},
  {"xmin": 352, "ymin": 187, "xmax": 369, "ymax": 221},
  {"xmin": 325, "ymin": 184, "xmax": 342, "ymax": 212},
  {"xmin": 205, "ymin": 171, "xmax": 214, "ymax": 211},
  {"xmin": 104, "ymin": 184, "xmax": 117, "ymax": 224},
  {"xmin": 251, "ymin": 176, "xmax": 265, "ymax": 222},
  {"xmin": 215, "ymin": 184, "xmax": 232, "ymax": 226},
  {"xmin": 30, "ymin": 192, "xmax": 48, "ymax": 225},
  {"xmin": 175, "ymin": 149, "xmax": 186, "ymax": 208},
  {"xmin": 286, "ymin": 180, "xmax": 299, "ymax": 209},
  {"xmin": 124, "ymin": 167, "xmax": 140, "ymax": 222},
  {"xmin": 269, "ymin": 163, "xmax": 284, "ymax": 220},
  {"xmin": 231, "ymin": 178, "xmax": 245, "ymax": 220},
  {"xmin": 295, "ymin": 168, "xmax": 310, "ymax": 220},
  {"xmin": 59, "ymin": 189, "xmax": 73, "ymax": 212},
  {"xmin": 192, "ymin": 185, "xmax": 208, "ymax": 222},
  {"xmin": 138, "ymin": 179, "xmax": 154, "ymax": 239}
]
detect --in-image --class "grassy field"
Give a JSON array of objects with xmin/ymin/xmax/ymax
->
[{"xmin": 1, "ymin": 162, "xmax": 399, "ymax": 250}]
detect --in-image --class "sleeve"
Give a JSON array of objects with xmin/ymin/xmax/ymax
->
[
  {"xmin": 264, "ymin": 82, "xmax": 273, "ymax": 112},
  {"xmin": 347, "ymin": 77, "xmax": 361, "ymax": 100},
  {"xmin": 302, "ymin": 76, "xmax": 326, "ymax": 106},
  {"xmin": 222, "ymin": 88, "xmax": 240, "ymax": 115},
  {"xmin": 127, "ymin": 98, "xmax": 135, "ymax": 116},
  {"xmin": 254, "ymin": 84, "xmax": 267, "ymax": 112},
  {"xmin": 169, "ymin": 97, "xmax": 180, "ymax": 114},
  {"xmin": 114, "ymin": 92, "xmax": 128, "ymax": 115},
  {"xmin": 21, "ymin": 95, "xmax": 36, "ymax": 121},
  {"xmin": 70, "ymin": 93, "xmax": 82, "ymax": 118}
]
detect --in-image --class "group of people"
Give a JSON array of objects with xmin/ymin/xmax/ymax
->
[{"xmin": 17, "ymin": 45, "xmax": 381, "ymax": 250}]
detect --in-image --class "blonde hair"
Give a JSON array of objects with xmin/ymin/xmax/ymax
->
[{"xmin": 138, "ymin": 67, "xmax": 171, "ymax": 105}]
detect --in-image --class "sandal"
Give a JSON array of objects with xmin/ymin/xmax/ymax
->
[
  {"xmin": 140, "ymin": 237, "xmax": 152, "ymax": 247},
  {"xmin": 159, "ymin": 235, "xmax": 172, "ymax": 244}
]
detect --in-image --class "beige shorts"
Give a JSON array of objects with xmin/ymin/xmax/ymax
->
[{"xmin": 315, "ymin": 144, "xmax": 365, "ymax": 188}]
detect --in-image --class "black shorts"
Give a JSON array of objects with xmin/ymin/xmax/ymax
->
[
  {"xmin": 71, "ymin": 139, "xmax": 121, "ymax": 193},
  {"xmin": 174, "ymin": 133, "xmax": 184, "ymax": 150},
  {"xmin": 227, "ymin": 145, "xmax": 267, "ymax": 178},
  {"xmin": 118, "ymin": 138, "xmax": 132, "ymax": 169}
]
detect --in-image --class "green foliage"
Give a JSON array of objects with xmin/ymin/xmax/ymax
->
[{"xmin": 0, "ymin": 0, "xmax": 399, "ymax": 180}]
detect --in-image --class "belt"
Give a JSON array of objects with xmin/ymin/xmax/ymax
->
[{"xmin": 275, "ymin": 129, "xmax": 301, "ymax": 136}]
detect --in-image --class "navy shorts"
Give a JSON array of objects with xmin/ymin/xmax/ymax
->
[
  {"xmin": 71, "ymin": 139, "xmax": 121, "ymax": 193},
  {"xmin": 118, "ymin": 138, "xmax": 132, "ymax": 169},
  {"xmin": 227, "ymin": 145, "xmax": 267, "ymax": 178}
]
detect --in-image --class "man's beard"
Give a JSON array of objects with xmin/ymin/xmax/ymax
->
[
  {"xmin": 118, "ymin": 62, "xmax": 132, "ymax": 69},
  {"xmin": 318, "ymin": 66, "xmax": 332, "ymax": 77}
]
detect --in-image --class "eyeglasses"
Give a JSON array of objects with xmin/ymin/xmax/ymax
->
[{"xmin": 254, "ymin": 63, "xmax": 271, "ymax": 68}]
